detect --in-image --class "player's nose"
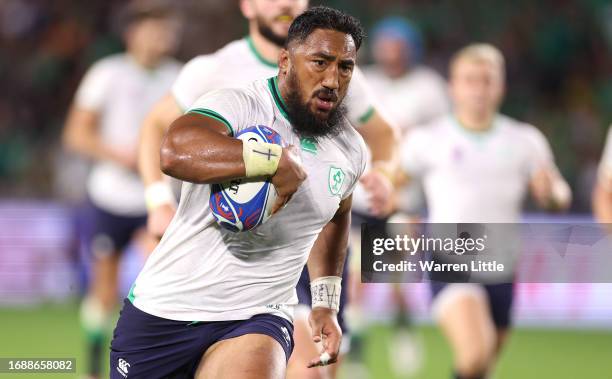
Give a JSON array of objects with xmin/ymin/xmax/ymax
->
[
  {"xmin": 321, "ymin": 66, "xmax": 340, "ymax": 91},
  {"xmin": 277, "ymin": 0, "xmax": 296, "ymax": 13}
]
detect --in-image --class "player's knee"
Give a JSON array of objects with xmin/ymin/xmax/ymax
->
[{"xmin": 455, "ymin": 342, "xmax": 494, "ymax": 378}]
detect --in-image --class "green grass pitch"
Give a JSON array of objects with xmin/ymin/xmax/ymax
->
[{"xmin": 0, "ymin": 303, "xmax": 610, "ymax": 378}]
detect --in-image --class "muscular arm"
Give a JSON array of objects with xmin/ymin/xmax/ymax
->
[
  {"xmin": 139, "ymin": 94, "xmax": 183, "ymax": 186},
  {"xmin": 357, "ymin": 109, "xmax": 399, "ymax": 170},
  {"xmin": 354, "ymin": 110, "xmax": 399, "ymax": 216},
  {"xmin": 62, "ymin": 105, "xmax": 135, "ymax": 169},
  {"xmin": 160, "ymin": 112, "xmax": 245, "ymax": 183},
  {"xmin": 307, "ymin": 195, "xmax": 352, "ymax": 279},
  {"xmin": 305, "ymin": 195, "xmax": 352, "ymax": 368}
]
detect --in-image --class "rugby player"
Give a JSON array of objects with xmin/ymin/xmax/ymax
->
[
  {"xmin": 110, "ymin": 7, "xmax": 367, "ymax": 379},
  {"xmin": 138, "ymin": 1, "xmax": 398, "ymax": 377},
  {"xmin": 62, "ymin": 3, "xmax": 180, "ymax": 378},
  {"xmin": 399, "ymin": 43, "xmax": 571, "ymax": 379},
  {"xmin": 353, "ymin": 17, "xmax": 450, "ymax": 376}
]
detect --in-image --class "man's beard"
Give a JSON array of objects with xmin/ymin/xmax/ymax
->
[
  {"xmin": 256, "ymin": 16, "xmax": 286, "ymax": 47},
  {"xmin": 284, "ymin": 70, "xmax": 347, "ymax": 139}
]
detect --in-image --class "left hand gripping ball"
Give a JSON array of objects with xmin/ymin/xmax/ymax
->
[{"xmin": 209, "ymin": 125, "xmax": 283, "ymax": 232}]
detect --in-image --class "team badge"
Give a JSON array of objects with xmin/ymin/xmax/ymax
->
[{"xmin": 328, "ymin": 166, "xmax": 345, "ymax": 197}]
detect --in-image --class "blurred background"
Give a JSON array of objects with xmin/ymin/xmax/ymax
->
[{"xmin": 0, "ymin": 0, "xmax": 611, "ymax": 378}]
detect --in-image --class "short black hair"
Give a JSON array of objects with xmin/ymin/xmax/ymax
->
[{"xmin": 286, "ymin": 6, "xmax": 365, "ymax": 51}]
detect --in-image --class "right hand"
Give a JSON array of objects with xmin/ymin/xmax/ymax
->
[
  {"xmin": 147, "ymin": 203, "xmax": 176, "ymax": 239},
  {"xmin": 307, "ymin": 307, "xmax": 342, "ymax": 368},
  {"xmin": 271, "ymin": 145, "xmax": 307, "ymax": 214},
  {"xmin": 359, "ymin": 169, "xmax": 395, "ymax": 217}
]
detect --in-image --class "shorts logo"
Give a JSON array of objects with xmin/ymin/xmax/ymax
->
[
  {"xmin": 328, "ymin": 166, "xmax": 345, "ymax": 197},
  {"xmin": 281, "ymin": 326, "xmax": 291, "ymax": 347},
  {"xmin": 116, "ymin": 358, "xmax": 130, "ymax": 378}
]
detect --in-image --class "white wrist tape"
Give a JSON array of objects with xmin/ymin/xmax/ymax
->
[
  {"xmin": 319, "ymin": 352, "xmax": 331, "ymax": 365},
  {"xmin": 145, "ymin": 181, "xmax": 177, "ymax": 211},
  {"xmin": 242, "ymin": 140, "xmax": 282, "ymax": 177},
  {"xmin": 310, "ymin": 276, "xmax": 342, "ymax": 312}
]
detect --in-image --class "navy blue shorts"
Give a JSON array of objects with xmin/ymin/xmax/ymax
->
[
  {"xmin": 430, "ymin": 282, "xmax": 514, "ymax": 328},
  {"xmin": 296, "ymin": 249, "xmax": 350, "ymax": 333},
  {"xmin": 85, "ymin": 201, "xmax": 147, "ymax": 255},
  {"xmin": 110, "ymin": 299, "xmax": 294, "ymax": 379}
]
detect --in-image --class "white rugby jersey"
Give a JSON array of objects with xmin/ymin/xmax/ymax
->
[
  {"xmin": 171, "ymin": 37, "xmax": 376, "ymax": 126},
  {"xmin": 401, "ymin": 114, "xmax": 554, "ymax": 223},
  {"xmin": 75, "ymin": 53, "xmax": 181, "ymax": 215},
  {"xmin": 130, "ymin": 77, "xmax": 368, "ymax": 322},
  {"xmin": 362, "ymin": 66, "xmax": 449, "ymax": 135},
  {"xmin": 362, "ymin": 65, "xmax": 449, "ymax": 214},
  {"xmin": 598, "ymin": 127, "xmax": 612, "ymax": 186}
]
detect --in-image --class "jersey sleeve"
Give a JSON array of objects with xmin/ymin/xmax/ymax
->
[
  {"xmin": 400, "ymin": 128, "xmax": 431, "ymax": 177},
  {"xmin": 344, "ymin": 66, "xmax": 377, "ymax": 127},
  {"xmin": 418, "ymin": 72, "xmax": 451, "ymax": 124},
  {"xmin": 342, "ymin": 134, "xmax": 369, "ymax": 200},
  {"xmin": 523, "ymin": 125, "xmax": 555, "ymax": 175},
  {"xmin": 74, "ymin": 58, "xmax": 115, "ymax": 111},
  {"xmin": 598, "ymin": 127, "xmax": 612, "ymax": 182},
  {"xmin": 171, "ymin": 55, "xmax": 219, "ymax": 111},
  {"xmin": 187, "ymin": 88, "xmax": 257, "ymax": 137}
]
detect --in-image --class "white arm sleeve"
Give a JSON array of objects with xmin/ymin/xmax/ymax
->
[
  {"xmin": 187, "ymin": 88, "xmax": 257, "ymax": 137},
  {"xmin": 74, "ymin": 59, "xmax": 114, "ymax": 111},
  {"xmin": 524, "ymin": 125, "xmax": 555, "ymax": 175},
  {"xmin": 344, "ymin": 66, "xmax": 377, "ymax": 127},
  {"xmin": 420, "ymin": 73, "xmax": 451, "ymax": 123},
  {"xmin": 171, "ymin": 55, "xmax": 218, "ymax": 111},
  {"xmin": 400, "ymin": 128, "xmax": 431, "ymax": 177},
  {"xmin": 342, "ymin": 135, "xmax": 369, "ymax": 200}
]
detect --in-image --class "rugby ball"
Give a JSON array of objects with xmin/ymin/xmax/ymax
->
[{"xmin": 209, "ymin": 125, "xmax": 283, "ymax": 232}]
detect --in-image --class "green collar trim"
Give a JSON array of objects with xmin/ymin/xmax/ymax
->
[
  {"xmin": 453, "ymin": 115, "xmax": 498, "ymax": 141},
  {"xmin": 189, "ymin": 108, "xmax": 235, "ymax": 136},
  {"xmin": 246, "ymin": 36, "xmax": 278, "ymax": 68},
  {"xmin": 268, "ymin": 76, "xmax": 291, "ymax": 122}
]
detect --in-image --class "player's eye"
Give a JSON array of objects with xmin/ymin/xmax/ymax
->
[
  {"xmin": 312, "ymin": 59, "xmax": 326, "ymax": 68},
  {"xmin": 340, "ymin": 64, "xmax": 353, "ymax": 75}
]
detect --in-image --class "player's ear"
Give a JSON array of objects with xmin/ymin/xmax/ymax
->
[
  {"xmin": 278, "ymin": 48, "xmax": 290, "ymax": 75},
  {"xmin": 239, "ymin": 0, "xmax": 255, "ymax": 19}
]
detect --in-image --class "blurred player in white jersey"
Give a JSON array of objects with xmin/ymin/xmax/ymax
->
[
  {"xmin": 364, "ymin": 17, "xmax": 448, "ymax": 136},
  {"xmin": 62, "ymin": 2, "xmax": 180, "ymax": 378},
  {"xmin": 363, "ymin": 16, "xmax": 449, "ymax": 216},
  {"xmin": 138, "ymin": 1, "xmax": 397, "ymax": 378},
  {"xmin": 111, "ymin": 7, "xmax": 367, "ymax": 378},
  {"xmin": 351, "ymin": 17, "xmax": 450, "ymax": 376},
  {"xmin": 593, "ymin": 127, "xmax": 612, "ymax": 223},
  {"xmin": 399, "ymin": 44, "xmax": 571, "ymax": 379}
]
